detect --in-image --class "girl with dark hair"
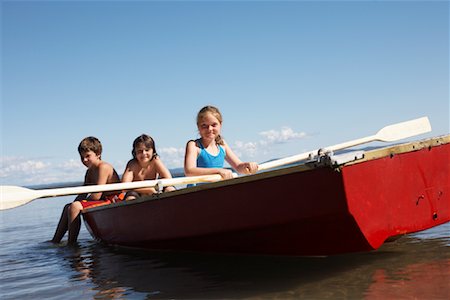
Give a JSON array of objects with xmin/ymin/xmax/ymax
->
[{"xmin": 121, "ymin": 134, "xmax": 175, "ymax": 201}]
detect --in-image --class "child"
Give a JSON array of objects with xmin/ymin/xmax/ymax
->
[
  {"xmin": 184, "ymin": 105, "xmax": 259, "ymax": 181},
  {"xmin": 51, "ymin": 136, "xmax": 120, "ymax": 245},
  {"xmin": 121, "ymin": 134, "xmax": 175, "ymax": 200}
]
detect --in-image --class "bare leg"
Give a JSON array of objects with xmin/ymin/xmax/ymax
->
[
  {"xmin": 51, "ymin": 203, "xmax": 71, "ymax": 243},
  {"xmin": 68, "ymin": 201, "xmax": 83, "ymax": 245}
]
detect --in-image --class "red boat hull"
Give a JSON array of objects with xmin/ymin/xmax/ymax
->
[{"xmin": 83, "ymin": 135, "xmax": 449, "ymax": 256}]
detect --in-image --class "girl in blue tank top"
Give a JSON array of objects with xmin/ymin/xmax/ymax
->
[
  {"xmin": 195, "ymin": 138, "xmax": 226, "ymax": 168},
  {"xmin": 184, "ymin": 106, "xmax": 259, "ymax": 183}
]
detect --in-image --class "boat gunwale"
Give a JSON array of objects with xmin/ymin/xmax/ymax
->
[{"xmin": 344, "ymin": 134, "xmax": 450, "ymax": 167}]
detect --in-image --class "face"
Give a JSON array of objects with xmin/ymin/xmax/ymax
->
[
  {"xmin": 80, "ymin": 150, "xmax": 100, "ymax": 168},
  {"xmin": 198, "ymin": 112, "xmax": 222, "ymax": 142},
  {"xmin": 134, "ymin": 143, "xmax": 154, "ymax": 164}
]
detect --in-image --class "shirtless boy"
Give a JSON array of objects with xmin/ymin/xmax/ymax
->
[{"xmin": 51, "ymin": 136, "xmax": 120, "ymax": 245}]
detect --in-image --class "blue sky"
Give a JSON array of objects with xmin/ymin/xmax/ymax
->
[{"xmin": 1, "ymin": 0, "xmax": 449, "ymax": 186}]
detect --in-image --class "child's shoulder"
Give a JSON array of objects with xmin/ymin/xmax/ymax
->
[
  {"xmin": 187, "ymin": 139, "xmax": 199, "ymax": 144},
  {"xmin": 152, "ymin": 155, "xmax": 164, "ymax": 166},
  {"xmin": 126, "ymin": 158, "xmax": 139, "ymax": 168},
  {"xmin": 186, "ymin": 139, "xmax": 201, "ymax": 148},
  {"xmin": 98, "ymin": 160, "xmax": 114, "ymax": 170}
]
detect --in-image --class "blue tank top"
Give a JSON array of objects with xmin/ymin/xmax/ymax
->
[{"xmin": 196, "ymin": 139, "xmax": 226, "ymax": 168}]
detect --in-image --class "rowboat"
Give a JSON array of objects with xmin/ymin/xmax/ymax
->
[
  {"xmin": 81, "ymin": 134, "xmax": 450, "ymax": 256},
  {"xmin": 1, "ymin": 117, "xmax": 447, "ymax": 255}
]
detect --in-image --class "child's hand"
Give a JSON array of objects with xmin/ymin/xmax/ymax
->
[
  {"xmin": 218, "ymin": 168, "xmax": 234, "ymax": 179},
  {"xmin": 244, "ymin": 162, "xmax": 258, "ymax": 174}
]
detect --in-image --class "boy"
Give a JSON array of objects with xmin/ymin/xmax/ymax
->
[{"xmin": 51, "ymin": 136, "xmax": 120, "ymax": 245}]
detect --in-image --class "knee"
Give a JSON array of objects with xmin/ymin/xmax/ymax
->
[{"xmin": 68, "ymin": 201, "xmax": 83, "ymax": 214}]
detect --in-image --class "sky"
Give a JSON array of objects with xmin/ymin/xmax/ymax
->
[{"xmin": 1, "ymin": 0, "xmax": 449, "ymax": 186}]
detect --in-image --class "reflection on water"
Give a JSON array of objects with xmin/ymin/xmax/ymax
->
[
  {"xmin": 0, "ymin": 196, "xmax": 448, "ymax": 299},
  {"xmin": 58, "ymin": 226, "xmax": 449, "ymax": 299},
  {"xmin": 366, "ymin": 260, "xmax": 450, "ymax": 300}
]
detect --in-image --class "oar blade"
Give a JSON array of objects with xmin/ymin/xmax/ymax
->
[
  {"xmin": 376, "ymin": 117, "xmax": 431, "ymax": 142},
  {"xmin": 0, "ymin": 186, "xmax": 38, "ymax": 210}
]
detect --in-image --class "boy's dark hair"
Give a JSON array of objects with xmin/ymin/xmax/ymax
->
[
  {"xmin": 78, "ymin": 136, "xmax": 102, "ymax": 156},
  {"xmin": 132, "ymin": 134, "xmax": 158, "ymax": 159}
]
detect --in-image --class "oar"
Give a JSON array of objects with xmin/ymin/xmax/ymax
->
[
  {"xmin": 0, "ymin": 116, "xmax": 431, "ymax": 210},
  {"xmin": 258, "ymin": 116, "xmax": 431, "ymax": 171},
  {"xmin": 0, "ymin": 174, "xmax": 224, "ymax": 210}
]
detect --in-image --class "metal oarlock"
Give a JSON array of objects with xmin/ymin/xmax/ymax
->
[{"xmin": 155, "ymin": 181, "xmax": 163, "ymax": 194}]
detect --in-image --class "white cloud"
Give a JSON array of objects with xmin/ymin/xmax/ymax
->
[
  {"xmin": 158, "ymin": 147, "xmax": 185, "ymax": 169},
  {"xmin": 259, "ymin": 127, "xmax": 307, "ymax": 144},
  {"xmin": 59, "ymin": 158, "xmax": 82, "ymax": 169},
  {"xmin": 233, "ymin": 126, "xmax": 308, "ymax": 158},
  {"xmin": 0, "ymin": 156, "xmax": 49, "ymax": 177},
  {"xmin": 233, "ymin": 141, "xmax": 259, "ymax": 157},
  {"xmin": 0, "ymin": 156, "xmax": 84, "ymax": 186}
]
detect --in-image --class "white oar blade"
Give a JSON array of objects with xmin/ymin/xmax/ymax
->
[
  {"xmin": 376, "ymin": 117, "xmax": 431, "ymax": 142},
  {"xmin": 0, "ymin": 186, "xmax": 38, "ymax": 210}
]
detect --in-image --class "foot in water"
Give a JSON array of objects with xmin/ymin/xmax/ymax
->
[{"xmin": 44, "ymin": 240, "xmax": 80, "ymax": 248}]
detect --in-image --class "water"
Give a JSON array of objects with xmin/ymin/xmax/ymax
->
[{"xmin": 1, "ymin": 194, "xmax": 449, "ymax": 299}]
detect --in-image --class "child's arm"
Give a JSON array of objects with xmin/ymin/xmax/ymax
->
[
  {"xmin": 184, "ymin": 140, "xmax": 233, "ymax": 179},
  {"xmin": 223, "ymin": 141, "xmax": 258, "ymax": 175},
  {"xmin": 121, "ymin": 161, "xmax": 134, "ymax": 183},
  {"xmin": 88, "ymin": 163, "xmax": 113, "ymax": 200},
  {"xmin": 154, "ymin": 158, "xmax": 175, "ymax": 192}
]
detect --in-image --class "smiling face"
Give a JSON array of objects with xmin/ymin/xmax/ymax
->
[
  {"xmin": 198, "ymin": 112, "xmax": 222, "ymax": 143},
  {"xmin": 80, "ymin": 150, "xmax": 101, "ymax": 168},
  {"xmin": 133, "ymin": 142, "xmax": 154, "ymax": 165},
  {"xmin": 131, "ymin": 135, "xmax": 157, "ymax": 166}
]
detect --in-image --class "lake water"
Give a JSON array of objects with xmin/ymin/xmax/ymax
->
[{"xmin": 0, "ymin": 192, "xmax": 449, "ymax": 299}]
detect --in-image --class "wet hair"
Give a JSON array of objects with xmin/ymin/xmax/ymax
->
[
  {"xmin": 132, "ymin": 134, "xmax": 158, "ymax": 159},
  {"xmin": 196, "ymin": 105, "xmax": 224, "ymax": 145},
  {"xmin": 78, "ymin": 136, "xmax": 102, "ymax": 157}
]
